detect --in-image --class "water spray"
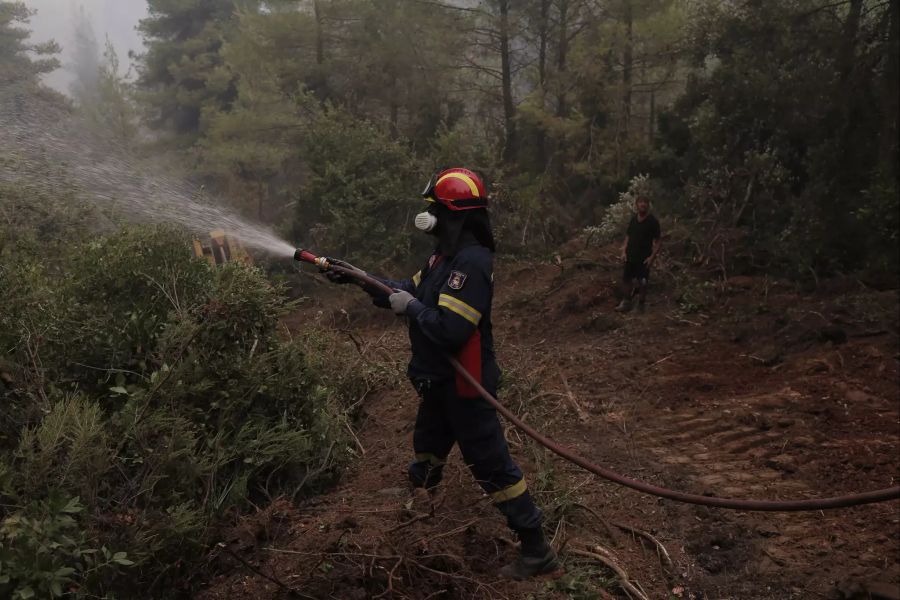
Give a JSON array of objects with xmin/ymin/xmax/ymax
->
[
  {"xmin": 0, "ymin": 91, "xmax": 296, "ymax": 258},
  {"xmin": 295, "ymin": 247, "xmax": 900, "ymax": 512}
]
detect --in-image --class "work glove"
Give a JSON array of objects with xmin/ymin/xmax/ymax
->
[
  {"xmin": 389, "ymin": 290, "xmax": 415, "ymax": 315},
  {"xmin": 322, "ymin": 257, "xmax": 364, "ymax": 285}
]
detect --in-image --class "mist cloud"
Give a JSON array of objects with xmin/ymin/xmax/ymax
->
[{"xmin": 23, "ymin": 0, "xmax": 148, "ymax": 93}]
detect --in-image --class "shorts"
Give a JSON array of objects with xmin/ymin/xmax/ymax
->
[{"xmin": 623, "ymin": 260, "xmax": 650, "ymax": 283}]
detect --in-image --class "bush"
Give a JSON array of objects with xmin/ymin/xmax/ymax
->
[
  {"xmin": 293, "ymin": 109, "xmax": 425, "ymax": 269},
  {"xmin": 0, "ymin": 493, "xmax": 131, "ymax": 600},
  {"xmin": 584, "ymin": 174, "xmax": 653, "ymax": 244},
  {"xmin": 1, "ymin": 225, "xmax": 354, "ymax": 597}
]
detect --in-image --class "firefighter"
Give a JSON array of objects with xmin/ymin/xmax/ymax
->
[{"xmin": 324, "ymin": 168, "xmax": 559, "ymax": 580}]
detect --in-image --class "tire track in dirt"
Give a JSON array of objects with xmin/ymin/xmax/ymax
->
[
  {"xmin": 494, "ymin": 262, "xmax": 898, "ymax": 599},
  {"xmin": 585, "ymin": 340, "xmax": 899, "ymax": 600}
]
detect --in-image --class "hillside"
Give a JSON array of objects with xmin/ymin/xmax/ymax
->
[{"xmin": 199, "ymin": 247, "xmax": 900, "ymax": 600}]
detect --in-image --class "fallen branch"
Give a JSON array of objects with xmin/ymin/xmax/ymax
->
[
  {"xmin": 571, "ymin": 502, "xmax": 622, "ymax": 547},
  {"xmin": 345, "ymin": 420, "xmax": 366, "ymax": 456},
  {"xmin": 559, "ymin": 371, "xmax": 589, "ymax": 422},
  {"xmin": 849, "ymin": 329, "xmax": 889, "ymax": 338},
  {"xmin": 649, "ymin": 353, "xmax": 675, "ymax": 368},
  {"xmin": 372, "ymin": 556, "xmax": 404, "ymax": 599},
  {"xmin": 406, "ymin": 557, "xmax": 507, "ymax": 600},
  {"xmin": 665, "ymin": 313, "xmax": 702, "ymax": 327},
  {"xmin": 612, "ymin": 521, "xmax": 673, "ymax": 568},
  {"xmin": 761, "ymin": 547, "xmax": 786, "ymax": 566},
  {"xmin": 263, "ymin": 547, "xmax": 499, "ymax": 598},
  {"xmin": 549, "ymin": 516, "xmax": 565, "ymax": 548},
  {"xmin": 387, "ymin": 511, "xmax": 432, "ymax": 533},
  {"xmin": 568, "ymin": 547, "xmax": 650, "ymax": 600},
  {"xmin": 409, "ymin": 518, "xmax": 479, "ymax": 547},
  {"xmin": 217, "ymin": 543, "xmax": 315, "ymax": 600}
]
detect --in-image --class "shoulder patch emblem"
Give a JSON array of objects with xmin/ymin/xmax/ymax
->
[{"xmin": 447, "ymin": 270, "xmax": 467, "ymax": 290}]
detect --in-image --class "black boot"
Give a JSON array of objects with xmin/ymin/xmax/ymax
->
[{"xmin": 499, "ymin": 527, "xmax": 560, "ymax": 580}]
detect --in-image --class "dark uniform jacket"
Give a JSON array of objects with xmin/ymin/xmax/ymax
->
[{"xmin": 373, "ymin": 240, "xmax": 500, "ymax": 395}]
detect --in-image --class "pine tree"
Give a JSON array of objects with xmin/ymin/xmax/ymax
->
[
  {"xmin": 68, "ymin": 5, "xmax": 100, "ymax": 105},
  {"xmin": 136, "ymin": 0, "xmax": 255, "ymax": 143},
  {"xmin": 0, "ymin": 1, "xmax": 60, "ymax": 86}
]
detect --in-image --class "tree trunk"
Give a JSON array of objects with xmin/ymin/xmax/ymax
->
[
  {"xmin": 311, "ymin": 0, "xmax": 328, "ymax": 101},
  {"xmin": 313, "ymin": 0, "xmax": 325, "ymax": 66},
  {"xmin": 622, "ymin": 0, "xmax": 633, "ymax": 139},
  {"xmin": 538, "ymin": 0, "xmax": 550, "ymax": 88},
  {"xmin": 835, "ymin": 0, "xmax": 864, "ymax": 182},
  {"xmin": 838, "ymin": 0, "xmax": 863, "ymax": 85},
  {"xmin": 499, "ymin": 0, "xmax": 518, "ymax": 163},
  {"xmin": 879, "ymin": 0, "xmax": 899, "ymax": 182},
  {"xmin": 536, "ymin": 0, "xmax": 550, "ymax": 168},
  {"xmin": 389, "ymin": 73, "xmax": 399, "ymax": 139},
  {"xmin": 555, "ymin": 0, "xmax": 569, "ymax": 119}
]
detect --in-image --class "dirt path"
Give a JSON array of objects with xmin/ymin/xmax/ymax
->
[{"xmin": 200, "ymin": 255, "xmax": 899, "ymax": 600}]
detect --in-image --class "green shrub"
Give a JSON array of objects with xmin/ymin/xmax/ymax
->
[
  {"xmin": 293, "ymin": 109, "xmax": 424, "ymax": 268},
  {"xmin": 12, "ymin": 395, "xmax": 112, "ymax": 505},
  {"xmin": 1, "ymin": 224, "xmax": 355, "ymax": 597},
  {"xmin": 0, "ymin": 493, "xmax": 131, "ymax": 600}
]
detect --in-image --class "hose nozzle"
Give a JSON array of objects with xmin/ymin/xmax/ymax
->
[{"xmin": 293, "ymin": 249, "xmax": 330, "ymax": 269}]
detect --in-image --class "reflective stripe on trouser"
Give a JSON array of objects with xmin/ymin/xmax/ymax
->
[{"xmin": 408, "ymin": 381, "xmax": 543, "ymax": 531}]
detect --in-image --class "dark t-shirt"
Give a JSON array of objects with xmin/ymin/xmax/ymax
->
[{"xmin": 626, "ymin": 214, "xmax": 661, "ymax": 262}]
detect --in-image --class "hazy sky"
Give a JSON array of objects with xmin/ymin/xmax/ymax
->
[{"xmin": 23, "ymin": 0, "xmax": 149, "ymax": 93}]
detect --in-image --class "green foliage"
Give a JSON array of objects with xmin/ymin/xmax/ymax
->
[
  {"xmin": 1, "ymin": 225, "xmax": 355, "ymax": 597},
  {"xmin": 67, "ymin": 5, "xmax": 99, "ymax": 105},
  {"xmin": 675, "ymin": 278, "xmax": 718, "ymax": 314},
  {"xmin": 0, "ymin": 154, "xmax": 95, "ymax": 258},
  {"xmin": 137, "ymin": 0, "xmax": 251, "ymax": 141},
  {"xmin": 81, "ymin": 39, "xmax": 139, "ymax": 145},
  {"xmin": 295, "ymin": 108, "xmax": 424, "ymax": 266},
  {"xmin": 585, "ymin": 174, "xmax": 654, "ymax": 244},
  {"xmin": 657, "ymin": 0, "xmax": 899, "ymax": 276},
  {"xmin": 0, "ymin": 1, "xmax": 60, "ymax": 86},
  {"xmin": 123, "ymin": 0, "xmax": 898, "ymax": 277},
  {"xmin": 0, "ymin": 493, "xmax": 130, "ymax": 599},
  {"xmin": 13, "ymin": 396, "xmax": 112, "ymax": 504}
]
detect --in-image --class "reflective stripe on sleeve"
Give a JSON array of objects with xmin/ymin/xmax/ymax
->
[
  {"xmin": 437, "ymin": 293, "xmax": 482, "ymax": 326},
  {"xmin": 490, "ymin": 479, "xmax": 527, "ymax": 503},
  {"xmin": 412, "ymin": 271, "xmax": 422, "ymax": 287}
]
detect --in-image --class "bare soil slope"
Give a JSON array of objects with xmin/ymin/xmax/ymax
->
[{"xmin": 200, "ymin": 250, "xmax": 899, "ymax": 600}]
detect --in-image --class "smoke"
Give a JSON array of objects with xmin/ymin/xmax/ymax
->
[{"xmin": 22, "ymin": 0, "xmax": 148, "ymax": 93}]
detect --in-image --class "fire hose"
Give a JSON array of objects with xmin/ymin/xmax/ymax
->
[{"xmin": 294, "ymin": 249, "xmax": 900, "ymax": 511}]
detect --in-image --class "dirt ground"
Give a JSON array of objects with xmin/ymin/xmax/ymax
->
[{"xmin": 199, "ymin": 248, "xmax": 899, "ymax": 600}]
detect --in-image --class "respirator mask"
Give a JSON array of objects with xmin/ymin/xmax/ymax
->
[{"xmin": 414, "ymin": 208, "xmax": 438, "ymax": 232}]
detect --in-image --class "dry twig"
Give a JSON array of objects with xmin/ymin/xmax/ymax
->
[
  {"xmin": 612, "ymin": 521, "xmax": 674, "ymax": 568},
  {"xmin": 559, "ymin": 371, "xmax": 589, "ymax": 422},
  {"xmin": 345, "ymin": 420, "xmax": 366, "ymax": 456},
  {"xmin": 572, "ymin": 502, "xmax": 622, "ymax": 547},
  {"xmin": 217, "ymin": 543, "xmax": 315, "ymax": 600},
  {"xmin": 568, "ymin": 547, "xmax": 650, "ymax": 600}
]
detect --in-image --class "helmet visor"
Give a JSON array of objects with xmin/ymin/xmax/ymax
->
[{"xmin": 420, "ymin": 172, "xmax": 438, "ymax": 199}]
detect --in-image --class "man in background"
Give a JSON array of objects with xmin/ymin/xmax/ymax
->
[{"xmin": 615, "ymin": 194, "xmax": 661, "ymax": 313}]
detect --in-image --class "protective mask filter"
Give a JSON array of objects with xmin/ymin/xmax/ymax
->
[{"xmin": 414, "ymin": 211, "xmax": 438, "ymax": 232}]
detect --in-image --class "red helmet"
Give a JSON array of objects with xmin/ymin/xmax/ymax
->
[{"xmin": 421, "ymin": 168, "xmax": 488, "ymax": 211}]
